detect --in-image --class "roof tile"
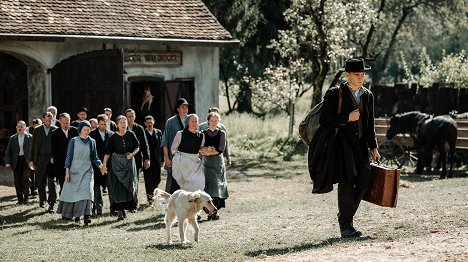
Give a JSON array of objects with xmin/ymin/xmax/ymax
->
[{"xmin": 0, "ymin": 0, "xmax": 233, "ymax": 41}]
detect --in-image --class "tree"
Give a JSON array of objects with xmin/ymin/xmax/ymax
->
[
  {"xmin": 260, "ymin": 0, "xmax": 466, "ymax": 108},
  {"xmin": 202, "ymin": 0, "xmax": 289, "ymax": 113},
  {"xmin": 268, "ymin": 0, "xmax": 376, "ymax": 107}
]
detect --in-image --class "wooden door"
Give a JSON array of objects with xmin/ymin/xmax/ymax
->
[{"xmin": 51, "ymin": 49, "xmax": 124, "ymax": 118}]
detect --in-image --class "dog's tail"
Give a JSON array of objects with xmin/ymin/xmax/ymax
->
[{"xmin": 153, "ymin": 188, "xmax": 171, "ymax": 202}]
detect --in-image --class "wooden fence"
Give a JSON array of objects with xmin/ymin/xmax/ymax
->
[{"xmin": 371, "ymin": 83, "xmax": 468, "ymax": 117}]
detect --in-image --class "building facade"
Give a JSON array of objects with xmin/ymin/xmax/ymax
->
[{"xmin": 0, "ymin": 0, "xmax": 236, "ymax": 157}]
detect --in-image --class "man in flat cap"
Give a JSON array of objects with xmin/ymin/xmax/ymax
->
[{"xmin": 161, "ymin": 98, "xmax": 189, "ymax": 193}]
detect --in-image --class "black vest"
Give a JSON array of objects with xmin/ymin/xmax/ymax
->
[
  {"xmin": 178, "ymin": 128, "xmax": 203, "ymax": 154},
  {"xmin": 203, "ymin": 129, "xmax": 221, "ymax": 148}
]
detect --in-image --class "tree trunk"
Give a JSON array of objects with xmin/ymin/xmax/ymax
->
[
  {"xmin": 220, "ymin": 65, "xmax": 232, "ymax": 112},
  {"xmin": 373, "ymin": 6, "xmax": 414, "ymax": 83},
  {"xmin": 236, "ymin": 81, "xmax": 253, "ymax": 113},
  {"xmin": 362, "ymin": 0, "xmax": 386, "ymax": 58},
  {"xmin": 288, "ymin": 97, "xmax": 295, "ymax": 137}
]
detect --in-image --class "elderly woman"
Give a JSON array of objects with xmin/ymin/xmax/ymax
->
[
  {"xmin": 171, "ymin": 114, "xmax": 206, "ymax": 192},
  {"xmin": 56, "ymin": 121, "xmax": 105, "ymax": 225},
  {"xmin": 201, "ymin": 112, "xmax": 229, "ymax": 220},
  {"xmin": 103, "ymin": 115, "xmax": 140, "ymax": 221}
]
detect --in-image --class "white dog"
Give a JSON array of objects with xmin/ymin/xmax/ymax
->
[{"xmin": 153, "ymin": 189, "xmax": 217, "ymax": 245}]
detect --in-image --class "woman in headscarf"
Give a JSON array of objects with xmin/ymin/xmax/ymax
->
[
  {"xmin": 57, "ymin": 121, "xmax": 105, "ymax": 225},
  {"xmin": 171, "ymin": 114, "xmax": 206, "ymax": 192},
  {"xmin": 200, "ymin": 112, "xmax": 229, "ymax": 220},
  {"xmin": 102, "ymin": 115, "xmax": 140, "ymax": 221}
]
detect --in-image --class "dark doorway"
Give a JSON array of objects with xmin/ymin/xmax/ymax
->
[
  {"xmin": 129, "ymin": 78, "xmax": 195, "ymax": 130},
  {"xmin": 0, "ymin": 53, "xmax": 28, "ymax": 163},
  {"xmin": 129, "ymin": 77, "xmax": 164, "ymax": 128}
]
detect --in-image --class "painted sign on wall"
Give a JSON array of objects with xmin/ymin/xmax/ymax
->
[{"xmin": 124, "ymin": 51, "xmax": 182, "ymax": 66}]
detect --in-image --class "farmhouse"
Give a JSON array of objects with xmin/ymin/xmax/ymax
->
[{"xmin": 0, "ymin": 0, "xmax": 236, "ymax": 156}]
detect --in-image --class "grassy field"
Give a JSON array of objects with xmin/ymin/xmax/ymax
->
[
  {"xmin": 1, "ymin": 96, "xmax": 467, "ymax": 261},
  {"xmin": 1, "ymin": 164, "xmax": 467, "ymax": 261}
]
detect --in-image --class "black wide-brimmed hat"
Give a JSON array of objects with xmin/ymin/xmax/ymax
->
[
  {"xmin": 173, "ymin": 98, "xmax": 189, "ymax": 113},
  {"xmin": 340, "ymin": 58, "xmax": 371, "ymax": 72},
  {"xmin": 77, "ymin": 107, "xmax": 89, "ymax": 115}
]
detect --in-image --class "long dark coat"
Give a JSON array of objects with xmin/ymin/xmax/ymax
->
[
  {"xmin": 51, "ymin": 127, "xmax": 78, "ymax": 177},
  {"xmin": 90, "ymin": 128, "xmax": 114, "ymax": 186},
  {"xmin": 308, "ymin": 82, "xmax": 378, "ymax": 193}
]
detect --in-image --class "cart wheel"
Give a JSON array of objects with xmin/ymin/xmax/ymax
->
[
  {"xmin": 403, "ymin": 150, "xmax": 418, "ymax": 168},
  {"xmin": 378, "ymin": 140, "xmax": 406, "ymax": 168}
]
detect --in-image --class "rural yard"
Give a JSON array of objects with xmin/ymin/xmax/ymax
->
[{"xmin": 0, "ymin": 163, "xmax": 467, "ymax": 261}]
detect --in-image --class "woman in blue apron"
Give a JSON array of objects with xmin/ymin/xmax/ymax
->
[{"xmin": 57, "ymin": 121, "xmax": 105, "ymax": 225}]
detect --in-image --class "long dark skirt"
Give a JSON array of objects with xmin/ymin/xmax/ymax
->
[{"xmin": 109, "ymin": 153, "xmax": 138, "ymax": 211}]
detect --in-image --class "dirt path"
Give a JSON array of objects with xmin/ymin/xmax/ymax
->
[
  {"xmin": 1, "ymin": 166, "xmax": 467, "ymax": 261},
  {"xmin": 253, "ymin": 227, "xmax": 468, "ymax": 261}
]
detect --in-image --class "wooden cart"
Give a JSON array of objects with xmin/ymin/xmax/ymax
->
[{"xmin": 375, "ymin": 117, "xmax": 468, "ymax": 169}]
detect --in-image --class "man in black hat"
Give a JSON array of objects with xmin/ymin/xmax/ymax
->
[
  {"xmin": 71, "ymin": 107, "xmax": 89, "ymax": 128},
  {"xmin": 319, "ymin": 58, "xmax": 381, "ymax": 238},
  {"xmin": 161, "ymin": 98, "xmax": 189, "ymax": 193}
]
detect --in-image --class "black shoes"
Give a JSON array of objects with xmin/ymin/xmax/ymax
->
[
  {"xmin": 340, "ymin": 227, "xmax": 363, "ymax": 238},
  {"xmin": 117, "ymin": 210, "xmax": 126, "ymax": 221},
  {"xmin": 84, "ymin": 216, "xmax": 91, "ymax": 226},
  {"xmin": 47, "ymin": 204, "xmax": 55, "ymax": 213},
  {"xmin": 39, "ymin": 201, "xmax": 45, "ymax": 208}
]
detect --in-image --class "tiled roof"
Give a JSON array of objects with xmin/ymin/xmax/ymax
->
[{"xmin": 0, "ymin": 0, "xmax": 233, "ymax": 41}]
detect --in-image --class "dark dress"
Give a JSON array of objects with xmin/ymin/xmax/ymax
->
[
  {"xmin": 105, "ymin": 132, "xmax": 140, "ymax": 211},
  {"xmin": 202, "ymin": 128, "xmax": 228, "ymax": 209}
]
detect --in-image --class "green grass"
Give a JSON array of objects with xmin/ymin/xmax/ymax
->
[{"xmin": 1, "ymin": 169, "xmax": 467, "ymax": 261}]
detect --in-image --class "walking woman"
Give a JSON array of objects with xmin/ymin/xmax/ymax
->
[
  {"xmin": 103, "ymin": 115, "xmax": 140, "ymax": 220},
  {"xmin": 201, "ymin": 112, "xmax": 229, "ymax": 220},
  {"xmin": 171, "ymin": 114, "xmax": 205, "ymax": 192},
  {"xmin": 57, "ymin": 121, "xmax": 105, "ymax": 225}
]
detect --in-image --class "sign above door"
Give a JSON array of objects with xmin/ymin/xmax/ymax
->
[{"xmin": 124, "ymin": 51, "xmax": 182, "ymax": 67}]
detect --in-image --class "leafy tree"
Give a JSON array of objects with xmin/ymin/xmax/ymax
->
[
  {"xmin": 400, "ymin": 48, "xmax": 468, "ymax": 88},
  {"xmin": 202, "ymin": 0, "xmax": 289, "ymax": 113},
  {"xmin": 268, "ymin": 0, "xmax": 376, "ymax": 107}
]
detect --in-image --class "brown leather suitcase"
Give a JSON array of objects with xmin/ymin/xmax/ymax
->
[{"xmin": 363, "ymin": 163, "xmax": 400, "ymax": 208}]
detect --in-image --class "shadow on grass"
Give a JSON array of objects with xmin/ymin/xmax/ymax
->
[
  {"xmin": 0, "ymin": 208, "xmax": 40, "ymax": 226},
  {"xmin": 0, "ymin": 195, "xmax": 18, "ymax": 210},
  {"xmin": 145, "ymin": 243, "xmax": 193, "ymax": 250},
  {"xmin": 126, "ymin": 215, "xmax": 166, "ymax": 231},
  {"xmin": 245, "ymin": 236, "xmax": 373, "ymax": 258}
]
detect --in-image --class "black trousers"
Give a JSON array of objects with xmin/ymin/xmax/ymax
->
[
  {"xmin": 337, "ymin": 158, "xmax": 372, "ymax": 231},
  {"xmin": 36, "ymin": 157, "xmax": 56, "ymax": 205},
  {"xmin": 143, "ymin": 164, "xmax": 161, "ymax": 196},
  {"xmin": 29, "ymin": 170, "xmax": 36, "ymax": 193},
  {"xmin": 169, "ymin": 171, "xmax": 181, "ymax": 194},
  {"xmin": 13, "ymin": 156, "xmax": 30, "ymax": 203}
]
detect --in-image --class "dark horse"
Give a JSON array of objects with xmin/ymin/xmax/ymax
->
[{"xmin": 386, "ymin": 111, "xmax": 457, "ymax": 178}]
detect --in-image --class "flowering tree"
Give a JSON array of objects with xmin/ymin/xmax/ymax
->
[
  {"xmin": 249, "ymin": 60, "xmax": 306, "ymax": 136},
  {"xmin": 261, "ymin": 0, "xmax": 377, "ymax": 108}
]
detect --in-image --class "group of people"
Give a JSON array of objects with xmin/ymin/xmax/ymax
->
[
  {"xmin": 4, "ymin": 99, "xmax": 231, "ymax": 224},
  {"xmin": 5, "ymin": 58, "xmax": 382, "ymax": 238}
]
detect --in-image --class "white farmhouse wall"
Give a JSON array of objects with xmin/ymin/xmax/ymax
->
[{"xmin": 0, "ymin": 40, "xmax": 220, "ymax": 120}]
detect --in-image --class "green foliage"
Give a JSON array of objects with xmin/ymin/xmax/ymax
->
[
  {"xmin": 399, "ymin": 48, "xmax": 468, "ymax": 88},
  {"xmin": 249, "ymin": 62, "xmax": 306, "ymax": 114},
  {"xmin": 223, "ymin": 112, "xmax": 307, "ymax": 160}
]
